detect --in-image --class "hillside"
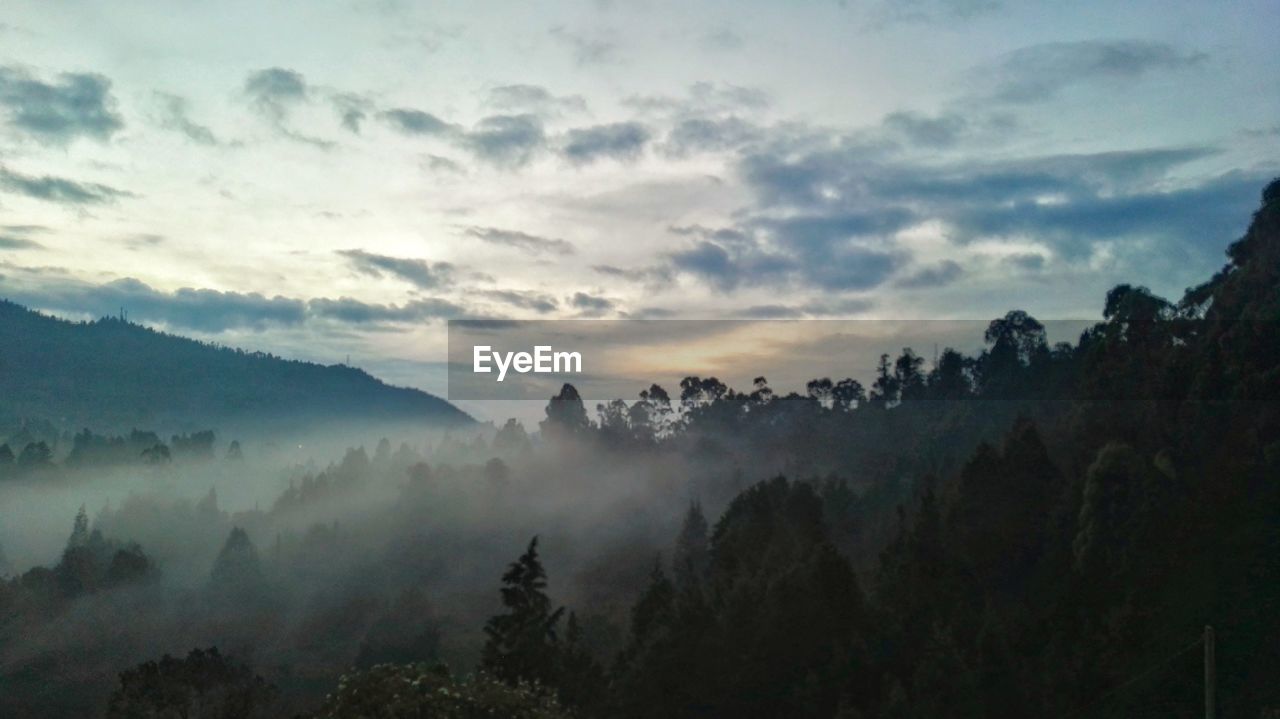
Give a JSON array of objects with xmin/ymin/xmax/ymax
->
[{"xmin": 0, "ymin": 301, "xmax": 471, "ymax": 433}]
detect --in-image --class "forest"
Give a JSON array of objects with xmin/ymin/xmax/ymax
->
[{"xmin": 0, "ymin": 177, "xmax": 1278, "ymax": 717}]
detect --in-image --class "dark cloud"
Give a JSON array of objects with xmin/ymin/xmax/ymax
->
[
  {"xmin": 155, "ymin": 92, "xmax": 218, "ymax": 145},
  {"xmin": 984, "ymin": 40, "xmax": 1205, "ymax": 104},
  {"xmin": 0, "ymin": 165, "xmax": 133, "ymax": 205},
  {"xmin": 308, "ymin": 296, "xmax": 464, "ymax": 324},
  {"xmin": 463, "ymin": 226, "xmax": 575, "ymax": 255},
  {"xmin": 475, "ymin": 289, "xmax": 558, "ymax": 313},
  {"xmin": 591, "ymin": 263, "xmax": 674, "ymax": 287},
  {"xmin": 561, "ymin": 122, "xmax": 651, "ymax": 164},
  {"xmin": 666, "ymin": 237, "xmax": 797, "ymax": 292},
  {"xmin": 379, "ymin": 108, "xmax": 456, "ymax": 136},
  {"xmin": 244, "ymin": 67, "xmax": 308, "ymax": 120},
  {"xmin": 882, "ymin": 111, "xmax": 968, "ymax": 148},
  {"xmin": 333, "ymin": 93, "xmax": 372, "ymax": 133},
  {"xmin": 243, "ymin": 67, "xmax": 333, "ymax": 147},
  {"xmin": 463, "ymin": 114, "xmax": 546, "ymax": 167},
  {"xmin": 486, "ymin": 84, "xmax": 587, "ymax": 116},
  {"xmin": 895, "ymin": 259, "xmax": 964, "ymax": 288},
  {"xmin": 729, "ymin": 132, "xmax": 1268, "ymax": 292},
  {"xmin": 568, "ymin": 291, "xmax": 615, "ymax": 316},
  {"xmin": 0, "ymin": 235, "xmax": 42, "ymax": 250},
  {"xmin": 0, "ymin": 66, "xmax": 123, "ymax": 144},
  {"xmin": 548, "ymin": 26, "xmax": 620, "ymax": 65},
  {"xmin": 338, "ymin": 249, "xmax": 456, "ymax": 290},
  {"xmin": 662, "ymin": 116, "xmax": 761, "ymax": 157}
]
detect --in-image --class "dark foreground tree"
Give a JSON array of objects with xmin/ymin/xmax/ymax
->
[
  {"xmin": 481, "ymin": 537, "xmax": 565, "ymax": 688},
  {"xmin": 312, "ymin": 663, "xmax": 570, "ymax": 719},
  {"xmin": 106, "ymin": 647, "xmax": 276, "ymax": 719}
]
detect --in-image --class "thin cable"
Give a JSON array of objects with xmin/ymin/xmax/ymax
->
[{"xmin": 1064, "ymin": 635, "xmax": 1204, "ymax": 719}]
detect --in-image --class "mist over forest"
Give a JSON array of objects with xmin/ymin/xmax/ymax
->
[{"xmin": 0, "ymin": 180, "xmax": 1277, "ymax": 717}]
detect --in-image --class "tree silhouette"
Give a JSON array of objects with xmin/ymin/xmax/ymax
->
[{"xmin": 482, "ymin": 537, "xmax": 566, "ymax": 688}]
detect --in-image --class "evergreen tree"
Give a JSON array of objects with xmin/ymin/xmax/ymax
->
[
  {"xmin": 672, "ymin": 502, "xmax": 709, "ymax": 591},
  {"xmin": 482, "ymin": 537, "xmax": 566, "ymax": 688}
]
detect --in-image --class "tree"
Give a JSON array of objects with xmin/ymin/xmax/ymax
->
[
  {"xmin": 142, "ymin": 443, "xmax": 171, "ymax": 465},
  {"xmin": 806, "ymin": 377, "xmax": 835, "ymax": 405},
  {"xmin": 831, "ymin": 378, "xmax": 866, "ymax": 411},
  {"xmin": 225, "ymin": 440, "xmax": 243, "ymax": 461},
  {"xmin": 870, "ymin": 354, "xmax": 898, "ymax": 407},
  {"xmin": 541, "ymin": 384, "xmax": 591, "ymax": 441},
  {"xmin": 312, "ymin": 664, "xmax": 570, "ymax": 719},
  {"xmin": 17, "ymin": 441, "xmax": 52, "ymax": 470},
  {"xmin": 482, "ymin": 537, "xmax": 566, "ymax": 688},
  {"xmin": 106, "ymin": 647, "xmax": 277, "ymax": 719},
  {"xmin": 209, "ymin": 527, "xmax": 263, "ymax": 594},
  {"xmin": 672, "ymin": 502, "xmax": 709, "ymax": 591},
  {"xmin": 894, "ymin": 349, "xmax": 926, "ymax": 401},
  {"xmin": 494, "ymin": 418, "xmax": 533, "ymax": 454}
]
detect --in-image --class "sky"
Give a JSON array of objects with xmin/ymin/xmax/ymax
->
[{"xmin": 0, "ymin": 0, "xmax": 1277, "ymax": 418}]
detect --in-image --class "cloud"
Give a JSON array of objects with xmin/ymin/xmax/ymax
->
[
  {"xmin": 561, "ymin": 122, "xmax": 651, "ymax": 164},
  {"xmin": 568, "ymin": 291, "xmax": 615, "ymax": 316},
  {"xmin": 862, "ymin": 0, "xmax": 1002, "ymax": 27},
  {"xmin": 662, "ymin": 116, "xmax": 762, "ymax": 157},
  {"xmin": 155, "ymin": 92, "xmax": 219, "ymax": 145},
  {"xmin": 0, "ymin": 266, "xmax": 468, "ymax": 332},
  {"xmin": 463, "ymin": 114, "xmax": 546, "ymax": 167},
  {"xmin": 475, "ymin": 289, "xmax": 559, "ymax": 313},
  {"xmin": 244, "ymin": 67, "xmax": 308, "ymax": 120},
  {"xmin": 486, "ymin": 84, "xmax": 587, "ymax": 116},
  {"xmin": 333, "ymin": 93, "xmax": 372, "ymax": 133},
  {"xmin": 121, "ymin": 234, "xmax": 166, "ymax": 250},
  {"xmin": 337, "ymin": 249, "xmax": 456, "ymax": 289},
  {"xmin": 243, "ymin": 67, "xmax": 333, "ymax": 147},
  {"xmin": 308, "ymin": 296, "xmax": 465, "ymax": 324},
  {"xmin": 729, "ymin": 130, "xmax": 1270, "ymax": 293},
  {"xmin": 0, "ymin": 235, "xmax": 42, "ymax": 250},
  {"xmin": 625, "ymin": 82, "xmax": 769, "ymax": 117},
  {"xmin": 422, "ymin": 154, "xmax": 464, "ymax": 173},
  {"xmin": 379, "ymin": 108, "xmax": 456, "ymax": 136},
  {"xmin": 0, "ymin": 273, "xmax": 306, "ymax": 332},
  {"xmin": 895, "ymin": 259, "xmax": 964, "ymax": 288},
  {"xmin": 462, "ymin": 226, "xmax": 575, "ymax": 255},
  {"xmin": 0, "ymin": 66, "xmax": 124, "ymax": 144},
  {"xmin": 700, "ymin": 28, "xmax": 744, "ymax": 52},
  {"xmin": 982, "ymin": 40, "xmax": 1205, "ymax": 103},
  {"xmin": 735, "ymin": 296, "xmax": 874, "ymax": 319},
  {"xmin": 0, "ymin": 165, "xmax": 134, "ymax": 205},
  {"xmin": 548, "ymin": 26, "xmax": 620, "ymax": 65},
  {"xmin": 591, "ymin": 263, "xmax": 674, "ymax": 287},
  {"xmin": 882, "ymin": 111, "xmax": 968, "ymax": 148}
]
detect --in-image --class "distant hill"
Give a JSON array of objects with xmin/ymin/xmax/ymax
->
[{"xmin": 0, "ymin": 301, "xmax": 471, "ymax": 434}]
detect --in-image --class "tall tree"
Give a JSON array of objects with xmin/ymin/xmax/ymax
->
[{"xmin": 482, "ymin": 537, "xmax": 566, "ymax": 688}]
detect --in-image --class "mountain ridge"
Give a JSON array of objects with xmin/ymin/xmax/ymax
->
[{"xmin": 0, "ymin": 300, "xmax": 471, "ymax": 434}]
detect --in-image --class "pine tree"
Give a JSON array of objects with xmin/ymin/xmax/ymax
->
[
  {"xmin": 672, "ymin": 502, "xmax": 709, "ymax": 591},
  {"xmin": 482, "ymin": 537, "xmax": 565, "ymax": 688}
]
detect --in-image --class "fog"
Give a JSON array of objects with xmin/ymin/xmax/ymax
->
[{"xmin": 0, "ymin": 412, "xmax": 763, "ymax": 717}]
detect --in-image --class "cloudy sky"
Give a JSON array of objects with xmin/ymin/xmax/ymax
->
[{"xmin": 0, "ymin": 0, "xmax": 1276, "ymax": 412}]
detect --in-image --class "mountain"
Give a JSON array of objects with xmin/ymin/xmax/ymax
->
[{"xmin": 0, "ymin": 301, "xmax": 471, "ymax": 433}]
